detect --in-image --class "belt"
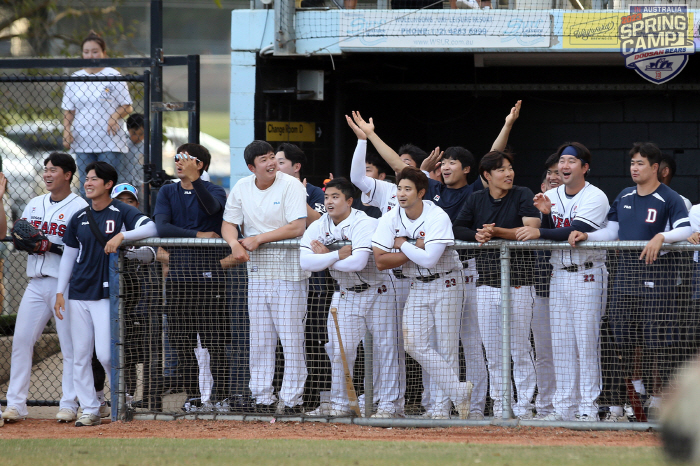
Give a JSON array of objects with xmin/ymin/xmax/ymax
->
[
  {"xmin": 414, "ymin": 271, "xmax": 450, "ymax": 283},
  {"xmin": 561, "ymin": 261, "xmax": 594, "ymax": 273},
  {"xmin": 346, "ymin": 283, "xmax": 370, "ymax": 293},
  {"xmin": 392, "ymin": 269, "xmax": 408, "ymax": 280}
]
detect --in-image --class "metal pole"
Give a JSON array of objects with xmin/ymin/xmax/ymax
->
[
  {"xmin": 364, "ymin": 331, "xmax": 374, "ymax": 418},
  {"xmin": 150, "ymin": 0, "xmax": 164, "ymax": 186},
  {"xmin": 109, "ymin": 252, "xmax": 124, "ymax": 421},
  {"xmin": 333, "ymin": 78, "xmax": 344, "ymax": 176},
  {"xmin": 187, "ymin": 55, "xmax": 200, "ymax": 144},
  {"xmin": 500, "ymin": 243, "xmax": 512, "ymax": 420},
  {"xmin": 142, "ymin": 70, "xmax": 152, "ymax": 215}
]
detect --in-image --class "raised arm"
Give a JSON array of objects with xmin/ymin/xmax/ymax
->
[
  {"xmin": 490, "ymin": 100, "xmax": 522, "ymax": 152},
  {"xmin": 351, "ymin": 111, "xmax": 406, "ymax": 174}
]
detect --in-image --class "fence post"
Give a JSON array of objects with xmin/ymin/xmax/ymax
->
[
  {"xmin": 274, "ymin": 0, "xmax": 297, "ymax": 55},
  {"xmin": 364, "ymin": 331, "xmax": 374, "ymax": 418},
  {"xmin": 109, "ymin": 252, "xmax": 123, "ymax": 421},
  {"xmin": 187, "ymin": 55, "xmax": 200, "ymax": 144},
  {"xmin": 500, "ymin": 243, "xmax": 512, "ymax": 420}
]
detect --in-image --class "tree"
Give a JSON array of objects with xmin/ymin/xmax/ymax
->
[{"xmin": 0, "ymin": 0, "xmax": 134, "ymax": 57}]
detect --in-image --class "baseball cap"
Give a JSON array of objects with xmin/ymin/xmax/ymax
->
[{"xmin": 111, "ymin": 183, "xmax": 138, "ymax": 200}]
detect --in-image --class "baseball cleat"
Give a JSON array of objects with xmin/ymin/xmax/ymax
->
[
  {"xmin": 455, "ymin": 381, "xmax": 474, "ymax": 419},
  {"xmin": 517, "ymin": 410, "xmax": 536, "ymax": 420},
  {"xmin": 327, "ymin": 408, "xmax": 354, "ymax": 417},
  {"xmin": 370, "ymin": 409, "xmax": 397, "ymax": 419},
  {"xmin": 540, "ymin": 412, "xmax": 564, "ymax": 421},
  {"xmin": 1, "ymin": 406, "xmax": 26, "ymax": 422},
  {"xmin": 468, "ymin": 411, "xmax": 485, "ymax": 420},
  {"xmin": 75, "ymin": 413, "xmax": 101, "ymax": 427},
  {"xmin": 99, "ymin": 402, "xmax": 111, "ymax": 418},
  {"xmin": 431, "ymin": 413, "xmax": 450, "ymax": 420},
  {"xmin": 578, "ymin": 414, "xmax": 598, "ymax": 422},
  {"xmin": 306, "ymin": 403, "xmax": 331, "ymax": 417},
  {"xmin": 56, "ymin": 408, "xmax": 78, "ymax": 422}
]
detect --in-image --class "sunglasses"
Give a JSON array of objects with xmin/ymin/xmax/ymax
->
[
  {"xmin": 111, "ymin": 183, "xmax": 138, "ymax": 198},
  {"xmin": 175, "ymin": 153, "xmax": 202, "ymax": 163}
]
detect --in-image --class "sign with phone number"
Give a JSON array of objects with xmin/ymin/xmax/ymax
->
[{"xmin": 339, "ymin": 10, "xmax": 552, "ymax": 49}]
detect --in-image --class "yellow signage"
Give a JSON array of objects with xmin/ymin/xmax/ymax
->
[
  {"xmin": 266, "ymin": 121, "xmax": 316, "ymax": 142},
  {"xmin": 563, "ymin": 12, "xmax": 694, "ymax": 49}
]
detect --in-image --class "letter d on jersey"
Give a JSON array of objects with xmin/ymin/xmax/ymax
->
[{"xmin": 645, "ymin": 208, "xmax": 657, "ymax": 223}]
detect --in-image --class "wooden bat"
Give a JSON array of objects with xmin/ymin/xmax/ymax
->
[{"xmin": 330, "ymin": 307, "xmax": 361, "ymax": 417}]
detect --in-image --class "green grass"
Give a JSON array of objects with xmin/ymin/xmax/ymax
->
[
  {"xmin": 163, "ymin": 111, "xmax": 229, "ymax": 142},
  {"xmin": 1, "ymin": 439, "xmax": 665, "ymax": 466}
]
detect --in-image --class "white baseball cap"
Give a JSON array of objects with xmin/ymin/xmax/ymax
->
[{"xmin": 111, "ymin": 183, "xmax": 138, "ymax": 200}]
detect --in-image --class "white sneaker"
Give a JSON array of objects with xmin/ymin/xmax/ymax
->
[
  {"xmin": 517, "ymin": 410, "xmax": 535, "ymax": 420},
  {"xmin": 56, "ymin": 408, "xmax": 78, "ymax": 422},
  {"xmin": 533, "ymin": 411, "xmax": 552, "ymax": 420},
  {"xmin": 2, "ymin": 406, "xmax": 25, "ymax": 421},
  {"xmin": 454, "ymin": 381, "xmax": 474, "ymax": 420},
  {"xmin": 468, "ymin": 411, "xmax": 485, "ymax": 420},
  {"xmin": 99, "ymin": 402, "xmax": 111, "ymax": 418},
  {"xmin": 431, "ymin": 412, "xmax": 450, "ymax": 420},
  {"xmin": 306, "ymin": 403, "xmax": 331, "ymax": 416},
  {"xmin": 578, "ymin": 414, "xmax": 597, "ymax": 422},
  {"xmin": 327, "ymin": 408, "xmax": 354, "ymax": 417},
  {"xmin": 75, "ymin": 413, "xmax": 101, "ymax": 427},
  {"xmin": 370, "ymin": 409, "xmax": 396, "ymax": 419},
  {"xmin": 540, "ymin": 412, "xmax": 564, "ymax": 421},
  {"xmin": 456, "ymin": 0, "xmax": 480, "ymax": 8}
]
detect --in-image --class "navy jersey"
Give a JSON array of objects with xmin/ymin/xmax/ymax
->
[
  {"xmin": 425, "ymin": 176, "xmax": 484, "ymax": 221},
  {"xmin": 154, "ymin": 181, "xmax": 226, "ymax": 237},
  {"xmin": 306, "ymin": 183, "xmax": 326, "ymax": 214},
  {"xmin": 64, "ymin": 200, "xmax": 151, "ymax": 301},
  {"xmin": 608, "ymin": 183, "xmax": 690, "ymax": 241}
]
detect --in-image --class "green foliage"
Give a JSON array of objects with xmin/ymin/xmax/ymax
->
[{"xmin": 0, "ymin": 313, "xmax": 17, "ymax": 336}]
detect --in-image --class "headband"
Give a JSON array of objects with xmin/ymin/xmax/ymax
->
[{"xmin": 561, "ymin": 145, "xmax": 588, "ymax": 164}]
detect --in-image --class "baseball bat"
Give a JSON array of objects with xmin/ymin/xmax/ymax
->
[{"xmin": 330, "ymin": 307, "xmax": 361, "ymax": 417}]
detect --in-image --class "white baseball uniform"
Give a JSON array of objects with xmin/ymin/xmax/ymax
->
[
  {"xmin": 224, "ymin": 170, "xmax": 310, "ymax": 408},
  {"xmin": 373, "ymin": 201, "xmax": 471, "ymax": 414},
  {"xmin": 3, "ymin": 194, "xmax": 88, "ymax": 417},
  {"xmin": 545, "ymin": 182, "xmax": 609, "ymax": 420},
  {"xmin": 301, "ymin": 209, "xmax": 400, "ymax": 413}
]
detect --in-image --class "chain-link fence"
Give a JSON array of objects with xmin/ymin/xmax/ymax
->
[
  {"xmin": 112, "ymin": 238, "xmax": 700, "ymax": 426},
  {"xmin": 0, "ymin": 72, "xmax": 146, "ymax": 407}
]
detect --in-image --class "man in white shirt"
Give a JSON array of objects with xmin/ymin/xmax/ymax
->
[
  {"xmin": 372, "ymin": 167, "xmax": 472, "ymax": 419},
  {"xmin": 222, "ymin": 140, "xmax": 309, "ymax": 415},
  {"xmin": 300, "ymin": 178, "xmax": 400, "ymax": 418}
]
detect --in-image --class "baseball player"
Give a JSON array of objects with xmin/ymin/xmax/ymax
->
[
  {"xmin": 300, "ymin": 177, "xmax": 400, "ymax": 417},
  {"xmin": 222, "ymin": 140, "xmax": 309, "ymax": 415},
  {"xmin": 1, "ymin": 153, "xmax": 88, "ymax": 423},
  {"xmin": 516, "ymin": 143, "xmax": 610, "ymax": 421},
  {"xmin": 569, "ymin": 142, "xmax": 691, "ymax": 421},
  {"xmin": 372, "ymin": 167, "xmax": 473, "ymax": 419},
  {"xmin": 453, "ymin": 150, "xmax": 540, "ymax": 419},
  {"xmin": 54, "ymin": 161, "xmax": 157, "ymax": 427}
]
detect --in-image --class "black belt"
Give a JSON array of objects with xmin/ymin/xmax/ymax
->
[
  {"xmin": 346, "ymin": 283, "xmax": 370, "ymax": 293},
  {"xmin": 561, "ymin": 261, "xmax": 594, "ymax": 273},
  {"xmin": 414, "ymin": 271, "xmax": 450, "ymax": 283},
  {"xmin": 392, "ymin": 269, "xmax": 408, "ymax": 280}
]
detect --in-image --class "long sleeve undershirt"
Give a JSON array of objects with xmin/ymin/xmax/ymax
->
[
  {"xmin": 661, "ymin": 225, "xmax": 693, "ymax": 243},
  {"xmin": 350, "ymin": 140, "xmax": 373, "ymax": 194},
  {"xmin": 191, "ymin": 178, "xmax": 224, "ymax": 216},
  {"xmin": 538, "ymin": 215, "xmax": 596, "ymax": 241},
  {"xmin": 586, "ymin": 221, "xmax": 620, "ymax": 242},
  {"xmin": 399, "ymin": 242, "xmax": 446, "ymax": 269},
  {"xmin": 299, "ymin": 248, "xmax": 371, "ymax": 273},
  {"xmin": 121, "ymin": 221, "xmax": 158, "ymax": 241},
  {"xmin": 155, "ymin": 214, "xmax": 197, "ymax": 238},
  {"xmin": 56, "ymin": 246, "xmax": 79, "ymax": 295}
]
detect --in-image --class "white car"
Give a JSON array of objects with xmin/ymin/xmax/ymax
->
[{"xmin": 0, "ymin": 135, "xmax": 46, "ymax": 221}]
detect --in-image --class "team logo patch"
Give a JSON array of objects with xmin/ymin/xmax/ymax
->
[
  {"xmin": 419, "ymin": 231, "xmax": 425, "ymax": 237},
  {"xmin": 619, "ymin": 5, "xmax": 695, "ymax": 84},
  {"xmin": 58, "ymin": 214, "xmax": 65, "ymax": 220},
  {"xmin": 340, "ymin": 291, "xmax": 347, "ymax": 299}
]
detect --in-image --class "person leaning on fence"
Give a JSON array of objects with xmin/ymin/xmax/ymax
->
[
  {"xmin": 53, "ymin": 161, "xmax": 157, "ymax": 427},
  {"xmin": 687, "ymin": 205, "xmax": 700, "ymax": 356},
  {"xmin": 372, "ymin": 166, "xmax": 473, "ymax": 420},
  {"xmin": 569, "ymin": 142, "xmax": 691, "ymax": 422},
  {"xmin": 300, "ymin": 177, "xmax": 401, "ymax": 418},
  {"xmin": 1, "ymin": 153, "xmax": 87, "ymax": 424},
  {"xmin": 222, "ymin": 140, "xmax": 309, "ymax": 416},
  {"xmin": 516, "ymin": 143, "xmax": 610, "ymax": 422},
  {"xmin": 452, "ymin": 150, "xmax": 540, "ymax": 420},
  {"xmin": 61, "ymin": 31, "xmax": 133, "ymax": 198},
  {"xmin": 153, "ymin": 143, "xmax": 230, "ymax": 412}
]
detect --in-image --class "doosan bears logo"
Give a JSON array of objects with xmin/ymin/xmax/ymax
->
[{"xmin": 619, "ymin": 5, "xmax": 695, "ymax": 84}]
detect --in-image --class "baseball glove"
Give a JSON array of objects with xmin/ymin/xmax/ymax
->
[{"xmin": 11, "ymin": 219, "xmax": 50, "ymax": 254}]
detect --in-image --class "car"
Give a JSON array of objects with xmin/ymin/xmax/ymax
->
[{"xmin": 0, "ymin": 135, "xmax": 46, "ymax": 221}]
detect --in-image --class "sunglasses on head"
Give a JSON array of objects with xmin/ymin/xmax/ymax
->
[{"xmin": 174, "ymin": 153, "xmax": 201, "ymax": 163}]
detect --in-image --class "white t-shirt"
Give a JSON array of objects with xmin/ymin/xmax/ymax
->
[
  {"xmin": 301, "ymin": 209, "xmax": 389, "ymax": 288},
  {"xmin": 690, "ymin": 204, "xmax": 700, "ymax": 262},
  {"xmin": 21, "ymin": 193, "xmax": 89, "ymax": 278},
  {"xmin": 545, "ymin": 182, "xmax": 609, "ymax": 268},
  {"xmin": 224, "ymin": 171, "xmax": 309, "ymax": 281},
  {"xmin": 61, "ymin": 68, "xmax": 132, "ymax": 153},
  {"xmin": 372, "ymin": 200, "xmax": 461, "ymax": 279}
]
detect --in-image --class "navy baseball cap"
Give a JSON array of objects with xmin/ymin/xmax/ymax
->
[{"xmin": 111, "ymin": 183, "xmax": 138, "ymax": 200}]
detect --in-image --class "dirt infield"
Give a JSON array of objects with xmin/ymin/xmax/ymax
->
[{"xmin": 0, "ymin": 419, "xmax": 660, "ymax": 446}]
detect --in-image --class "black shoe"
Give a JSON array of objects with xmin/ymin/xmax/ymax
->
[
  {"xmin": 253, "ymin": 403, "xmax": 276, "ymax": 414},
  {"xmin": 278, "ymin": 405, "xmax": 305, "ymax": 416}
]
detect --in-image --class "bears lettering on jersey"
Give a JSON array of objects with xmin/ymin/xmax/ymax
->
[
  {"xmin": 28, "ymin": 220, "xmax": 68, "ymax": 237},
  {"xmin": 552, "ymin": 215, "xmax": 571, "ymax": 228}
]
